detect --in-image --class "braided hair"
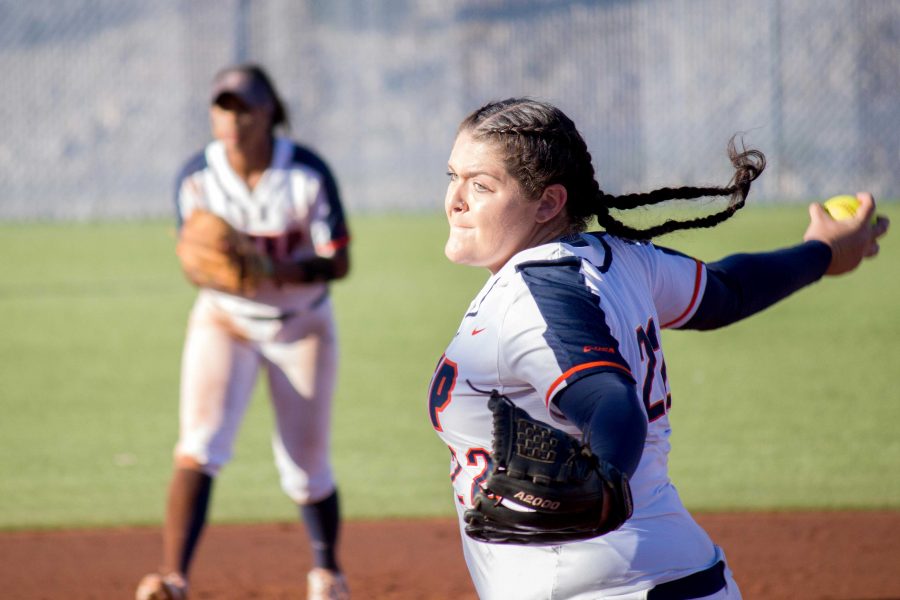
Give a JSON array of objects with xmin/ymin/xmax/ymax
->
[{"xmin": 459, "ymin": 98, "xmax": 765, "ymax": 239}]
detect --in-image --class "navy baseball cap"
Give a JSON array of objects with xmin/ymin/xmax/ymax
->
[{"xmin": 210, "ymin": 67, "xmax": 275, "ymax": 110}]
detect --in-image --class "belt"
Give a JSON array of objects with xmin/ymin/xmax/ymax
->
[
  {"xmin": 647, "ymin": 560, "xmax": 726, "ymax": 600},
  {"xmin": 244, "ymin": 290, "xmax": 330, "ymax": 321}
]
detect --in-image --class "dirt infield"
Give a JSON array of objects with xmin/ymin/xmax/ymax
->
[{"xmin": 2, "ymin": 511, "xmax": 899, "ymax": 599}]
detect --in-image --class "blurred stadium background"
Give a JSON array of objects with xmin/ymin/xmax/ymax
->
[{"xmin": 1, "ymin": 0, "xmax": 898, "ymax": 221}]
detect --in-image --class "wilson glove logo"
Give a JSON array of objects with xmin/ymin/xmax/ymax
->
[{"xmin": 513, "ymin": 491, "xmax": 561, "ymax": 510}]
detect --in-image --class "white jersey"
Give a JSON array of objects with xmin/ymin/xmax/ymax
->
[
  {"xmin": 174, "ymin": 137, "xmax": 350, "ymax": 317},
  {"xmin": 428, "ymin": 232, "xmax": 725, "ymax": 598}
]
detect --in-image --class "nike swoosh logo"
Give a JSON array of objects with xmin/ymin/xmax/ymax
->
[{"xmin": 472, "ymin": 327, "xmax": 486, "ymax": 336}]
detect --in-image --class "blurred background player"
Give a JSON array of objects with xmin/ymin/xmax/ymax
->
[
  {"xmin": 429, "ymin": 98, "xmax": 889, "ymax": 599},
  {"xmin": 136, "ymin": 64, "xmax": 351, "ymax": 600}
]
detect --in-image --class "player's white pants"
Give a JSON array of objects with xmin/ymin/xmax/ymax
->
[
  {"xmin": 175, "ymin": 292, "xmax": 339, "ymax": 504},
  {"xmin": 457, "ymin": 504, "xmax": 741, "ymax": 600}
]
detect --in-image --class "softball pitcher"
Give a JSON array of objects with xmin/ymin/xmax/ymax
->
[
  {"xmin": 429, "ymin": 98, "xmax": 888, "ymax": 599},
  {"xmin": 136, "ymin": 64, "xmax": 351, "ymax": 600}
]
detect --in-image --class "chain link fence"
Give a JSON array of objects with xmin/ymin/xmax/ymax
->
[{"xmin": 1, "ymin": 0, "xmax": 898, "ymax": 220}]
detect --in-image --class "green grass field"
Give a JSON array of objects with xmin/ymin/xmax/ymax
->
[{"xmin": 1, "ymin": 203, "xmax": 897, "ymax": 530}]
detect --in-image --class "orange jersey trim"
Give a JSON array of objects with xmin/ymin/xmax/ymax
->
[
  {"xmin": 315, "ymin": 235, "xmax": 351, "ymax": 255},
  {"xmin": 545, "ymin": 361, "xmax": 633, "ymax": 406},
  {"xmin": 661, "ymin": 259, "xmax": 703, "ymax": 329}
]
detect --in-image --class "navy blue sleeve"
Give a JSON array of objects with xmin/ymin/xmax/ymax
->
[
  {"xmin": 555, "ymin": 372, "xmax": 647, "ymax": 477},
  {"xmin": 291, "ymin": 144, "xmax": 350, "ymax": 244},
  {"xmin": 683, "ymin": 240, "xmax": 832, "ymax": 331}
]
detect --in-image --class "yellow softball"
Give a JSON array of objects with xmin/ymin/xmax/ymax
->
[{"xmin": 823, "ymin": 194, "xmax": 872, "ymax": 222}]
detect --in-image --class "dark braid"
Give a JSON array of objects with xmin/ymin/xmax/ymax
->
[{"xmin": 460, "ymin": 99, "xmax": 766, "ymax": 240}]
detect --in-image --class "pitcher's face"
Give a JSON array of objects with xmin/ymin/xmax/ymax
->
[{"xmin": 444, "ymin": 131, "xmax": 545, "ymax": 273}]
